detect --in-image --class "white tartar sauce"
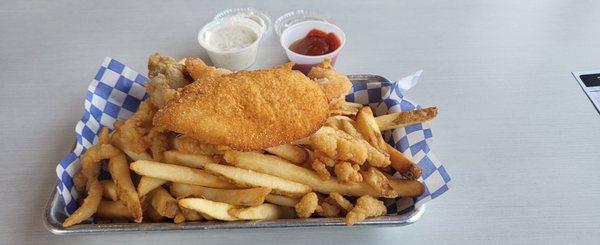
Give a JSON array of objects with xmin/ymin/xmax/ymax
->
[{"xmin": 205, "ymin": 25, "xmax": 258, "ymax": 52}]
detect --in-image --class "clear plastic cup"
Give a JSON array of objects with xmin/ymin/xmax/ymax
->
[
  {"xmin": 279, "ymin": 20, "xmax": 346, "ymax": 74},
  {"xmin": 214, "ymin": 7, "xmax": 272, "ymax": 38},
  {"xmin": 197, "ymin": 17, "xmax": 264, "ymax": 71}
]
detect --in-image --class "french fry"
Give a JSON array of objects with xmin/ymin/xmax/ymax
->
[
  {"xmin": 100, "ymin": 180, "xmax": 118, "ymax": 201},
  {"xmin": 180, "ymin": 207, "xmax": 203, "ymax": 221},
  {"xmin": 137, "ymin": 176, "xmax": 167, "ymax": 197},
  {"xmin": 265, "ymin": 144, "xmax": 308, "ymax": 164},
  {"xmin": 145, "ymin": 205, "xmax": 164, "ymax": 222},
  {"xmin": 388, "ymin": 178, "xmax": 425, "ymax": 197},
  {"xmin": 136, "ymin": 151, "xmax": 219, "ymax": 196},
  {"xmin": 338, "ymin": 119, "xmax": 364, "ymax": 139},
  {"xmin": 123, "ymin": 149, "xmax": 152, "ymax": 161},
  {"xmin": 224, "ymin": 151, "xmax": 397, "ymax": 198},
  {"xmin": 174, "ymin": 210, "xmax": 186, "ymax": 224},
  {"xmin": 121, "ymin": 149, "xmax": 171, "ymax": 194},
  {"xmin": 329, "ymin": 101, "xmax": 362, "ymax": 116},
  {"xmin": 264, "ymin": 194, "xmax": 300, "ymax": 207},
  {"xmin": 386, "ymin": 144, "xmax": 422, "ymax": 180},
  {"xmin": 361, "ymin": 167, "xmax": 397, "ymax": 197},
  {"xmin": 63, "ymin": 181, "xmax": 103, "ymax": 227},
  {"xmin": 375, "ymin": 107, "xmax": 438, "ymax": 131},
  {"xmin": 178, "ymin": 198, "xmax": 239, "ymax": 221},
  {"xmin": 130, "ymin": 160, "xmax": 236, "ymax": 189},
  {"xmin": 149, "ymin": 186, "xmax": 179, "ymax": 218},
  {"xmin": 355, "ymin": 107, "xmax": 388, "ymax": 155},
  {"xmin": 163, "ymin": 150, "xmax": 216, "ymax": 168},
  {"xmin": 170, "ymin": 182, "xmax": 270, "ymax": 206},
  {"xmin": 108, "ymin": 153, "xmax": 143, "ymax": 223},
  {"xmin": 202, "ymin": 162, "xmax": 311, "ymax": 198},
  {"xmin": 229, "ymin": 203, "xmax": 295, "ymax": 220},
  {"xmin": 96, "ymin": 200, "xmax": 133, "ymax": 219}
]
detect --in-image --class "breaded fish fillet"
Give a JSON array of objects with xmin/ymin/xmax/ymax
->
[
  {"xmin": 307, "ymin": 59, "xmax": 352, "ymax": 102},
  {"xmin": 153, "ymin": 68, "xmax": 330, "ymax": 150}
]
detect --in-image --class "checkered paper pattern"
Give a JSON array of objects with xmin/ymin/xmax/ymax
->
[
  {"xmin": 55, "ymin": 59, "xmax": 450, "ymax": 218},
  {"xmin": 55, "ymin": 57, "xmax": 148, "ymax": 215},
  {"xmin": 346, "ymin": 71, "xmax": 451, "ymax": 214}
]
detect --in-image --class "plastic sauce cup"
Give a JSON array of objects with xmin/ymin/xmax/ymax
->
[
  {"xmin": 280, "ymin": 21, "xmax": 346, "ymax": 74},
  {"xmin": 198, "ymin": 18, "xmax": 264, "ymax": 71}
]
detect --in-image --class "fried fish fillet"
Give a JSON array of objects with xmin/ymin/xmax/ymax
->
[
  {"xmin": 153, "ymin": 68, "xmax": 330, "ymax": 150},
  {"xmin": 307, "ymin": 59, "xmax": 352, "ymax": 102},
  {"xmin": 184, "ymin": 57, "xmax": 231, "ymax": 82},
  {"xmin": 148, "ymin": 53, "xmax": 189, "ymax": 89}
]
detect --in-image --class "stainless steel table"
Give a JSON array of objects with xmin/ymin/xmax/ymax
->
[{"xmin": 1, "ymin": 0, "xmax": 599, "ymax": 244}]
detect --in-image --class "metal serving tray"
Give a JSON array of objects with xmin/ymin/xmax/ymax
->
[{"xmin": 43, "ymin": 74, "xmax": 426, "ymax": 235}]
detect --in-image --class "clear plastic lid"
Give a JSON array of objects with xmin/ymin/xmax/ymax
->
[
  {"xmin": 274, "ymin": 10, "xmax": 333, "ymax": 37},
  {"xmin": 214, "ymin": 7, "xmax": 272, "ymax": 37}
]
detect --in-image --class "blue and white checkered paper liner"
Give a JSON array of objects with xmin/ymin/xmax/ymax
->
[
  {"xmin": 346, "ymin": 71, "xmax": 451, "ymax": 213},
  {"xmin": 55, "ymin": 57, "xmax": 148, "ymax": 214},
  {"xmin": 55, "ymin": 58, "xmax": 451, "ymax": 217}
]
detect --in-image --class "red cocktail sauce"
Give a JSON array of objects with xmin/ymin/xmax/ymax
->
[{"xmin": 289, "ymin": 29, "xmax": 341, "ymax": 56}]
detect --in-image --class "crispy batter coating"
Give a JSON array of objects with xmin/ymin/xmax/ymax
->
[
  {"xmin": 185, "ymin": 57, "xmax": 231, "ymax": 82},
  {"xmin": 327, "ymin": 192, "xmax": 354, "ymax": 213},
  {"xmin": 310, "ymin": 126, "xmax": 368, "ymax": 165},
  {"xmin": 63, "ymin": 180, "xmax": 103, "ymax": 227},
  {"xmin": 311, "ymin": 159, "xmax": 331, "ymax": 180},
  {"xmin": 334, "ymin": 161, "xmax": 363, "ymax": 182},
  {"xmin": 307, "ymin": 59, "xmax": 352, "ymax": 102},
  {"xmin": 111, "ymin": 100, "xmax": 156, "ymax": 153},
  {"xmin": 344, "ymin": 195, "xmax": 386, "ymax": 226},
  {"xmin": 144, "ymin": 74, "xmax": 178, "ymax": 109},
  {"xmin": 148, "ymin": 53, "xmax": 189, "ymax": 89},
  {"xmin": 171, "ymin": 135, "xmax": 222, "ymax": 155},
  {"xmin": 295, "ymin": 192, "xmax": 319, "ymax": 218},
  {"xmin": 317, "ymin": 202, "xmax": 341, "ymax": 217},
  {"xmin": 81, "ymin": 144, "xmax": 121, "ymax": 183},
  {"xmin": 154, "ymin": 68, "xmax": 329, "ymax": 150},
  {"xmin": 145, "ymin": 126, "xmax": 169, "ymax": 161}
]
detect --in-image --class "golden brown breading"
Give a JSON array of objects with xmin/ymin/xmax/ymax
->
[
  {"xmin": 334, "ymin": 161, "xmax": 362, "ymax": 182},
  {"xmin": 111, "ymin": 100, "xmax": 156, "ymax": 153},
  {"xmin": 145, "ymin": 126, "xmax": 169, "ymax": 161},
  {"xmin": 171, "ymin": 135, "xmax": 222, "ymax": 155},
  {"xmin": 344, "ymin": 195, "xmax": 387, "ymax": 226},
  {"xmin": 148, "ymin": 53, "xmax": 189, "ymax": 89},
  {"xmin": 153, "ymin": 68, "xmax": 330, "ymax": 150},
  {"xmin": 295, "ymin": 192, "xmax": 319, "ymax": 218},
  {"xmin": 308, "ymin": 59, "xmax": 352, "ymax": 102},
  {"xmin": 327, "ymin": 192, "xmax": 354, "ymax": 213},
  {"xmin": 144, "ymin": 74, "xmax": 178, "ymax": 109},
  {"xmin": 310, "ymin": 126, "xmax": 368, "ymax": 165},
  {"xmin": 316, "ymin": 202, "xmax": 341, "ymax": 217},
  {"xmin": 311, "ymin": 159, "xmax": 331, "ymax": 180},
  {"xmin": 185, "ymin": 57, "xmax": 231, "ymax": 82}
]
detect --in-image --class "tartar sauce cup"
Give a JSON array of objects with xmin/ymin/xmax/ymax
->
[
  {"xmin": 198, "ymin": 17, "xmax": 264, "ymax": 71},
  {"xmin": 279, "ymin": 20, "xmax": 346, "ymax": 74}
]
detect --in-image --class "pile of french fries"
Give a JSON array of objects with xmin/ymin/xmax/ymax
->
[{"xmin": 63, "ymin": 60, "xmax": 438, "ymax": 227}]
